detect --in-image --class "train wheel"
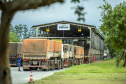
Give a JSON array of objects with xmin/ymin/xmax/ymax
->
[
  {"xmin": 53, "ymin": 61, "xmax": 55, "ymax": 70},
  {"xmin": 58, "ymin": 60, "xmax": 61, "ymax": 69},
  {"xmin": 47, "ymin": 61, "xmax": 50, "ymax": 71},
  {"xmin": 61, "ymin": 61, "xmax": 64, "ymax": 69},
  {"xmin": 59, "ymin": 61, "xmax": 61, "ymax": 69},
  {"xmin": 35, "ymin": 67, "xmax": 38, "ymax": 70},
  {"xmin": 29, "ymin": 67, "xmax": 31, "ymax": 71},
  {"xmin": 58, "ymin": 61, "xmax": 60, "ymax": 69},
  {"xmin": 71, "ymin": 61, "xmax": 72, "ymax": 66},
  {"xmin": 77, "ymin": 60, "xmax": 78, "ymax": 65},
  {"xmin": 68, "ymin": 61, "xmax": 70, "ymax": 67}
]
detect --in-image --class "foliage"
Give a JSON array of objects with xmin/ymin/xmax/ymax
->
[
  {"xmin": 71, "ymin": 0, "xmax": 86, "ymax": 22},
  {"xmin": 99, "ymin": 0, "xmax": 126, "ymax": 66},
  {"xmin": 14, "ymin": 24, "xmax": 23, "ymax": 38},
  {"xmin": 10, "ymin": 24, "xmax": 36, "ymax": 41},
  {"xmin": 22, "ymin": 25, "xmax": 28, "ymax": 39},
  {"xmin": 29, "ymin": 27, "xmax": 36, "ymax": 37},
  {"xmin": 9, "ymin": 31, "xmax": 21, "ymax": 42}
]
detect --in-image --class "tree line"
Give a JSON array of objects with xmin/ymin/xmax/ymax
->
[{"xmin": 9, "ymin": 24, "xmax": 36, "ymax": 42}]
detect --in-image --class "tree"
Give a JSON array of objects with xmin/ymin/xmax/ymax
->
[
  {"xmin": 28, "ymin": 27, "xmax": 36, "ymax": 37},
  {"xmin": 13, "ymin": 24, "xmax": 29, "ymax": 40},
  {"xmin": 104, "ymin": 37, "xmax": 115, "ymax": 58},
  {"xmin": 10, "ymin": 25, "xmax": 21, "ymax": 41},
  {"xmin": 0, "ymin": 0, "xmax": 85, "ymax": 84},
  {"xmin": 10, "ymin": 24, "xmax": 14, "ymax": 33},
  {"xmin": 9, "ymin": 31, "xmax": 21, "ymax": 42},
  {"xmin": 17, "ymin": 24, "xmax": 23, "ymax": 38},
  {"xmin": 99, "ymin": 0, "xmax": 126, "ymax": 67},
  {"xmin": 23, "ymin": 25, "xmax": 28, "ymax": 39},
  {"xmin": 11, "ymin": 24, "xmax": 38, "ymax": 40}
]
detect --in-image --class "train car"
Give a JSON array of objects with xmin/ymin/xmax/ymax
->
[
  {"xmin": 63, "ymin": 44, "xmax": 71, "ymax": 67},
  {"xmin": 23, "ymin": 39, "xmax": 63, "ymax": 71},
  {"xmin": 8, "ymin": 42, "xmax": 23, "ymax": 66},
  {"xmin": 73, "ymin": 46, "xmax": 84, "ymax": 65},
  {"xmin": 22, "ymin": 39, "xmax": 85, "ymax": 71},
  {"xmin": 69, "ymin": 45, "xmax": 74, "ymax": 66},
  {"xmin": 62, "ymin": 44, "xmax": 84, "ymax": 67}
]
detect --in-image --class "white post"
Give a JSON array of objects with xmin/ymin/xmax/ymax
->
[
  {"xmin": 36, "ymin": 27, "xmax": 39, "ymax": 37},
  {"xmin": 40, "ymin": 28, "xmax": 41, "ymax": 37}
]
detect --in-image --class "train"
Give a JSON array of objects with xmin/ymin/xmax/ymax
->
[
  {"xmin": 8, "ymin": 42, "xmax": 23, "ymax": 66},
  {"xmin": 8, "ymin": 39, "xmax": 84, "ymax": 71}
]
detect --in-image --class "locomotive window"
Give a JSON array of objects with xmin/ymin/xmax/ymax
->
[{"xmin": 65, "ymin": 48, "xmax": 67, "ymax": 52}]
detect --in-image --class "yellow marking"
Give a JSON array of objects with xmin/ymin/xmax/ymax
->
[
  {"xmin": 78, "ymin": 29, "xmax": 81, "ymax": 32},
  {"xmin": 46, "ymin": 29, "xmax": 50, "ymax": 32},
  {"xmin": 52, "ymin": 39, "xmax": 62, "ymax": 42}
]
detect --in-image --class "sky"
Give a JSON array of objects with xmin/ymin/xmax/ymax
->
[{"xmin": 1, "ymin": 0, "xmax": 126, "ymax": 29}]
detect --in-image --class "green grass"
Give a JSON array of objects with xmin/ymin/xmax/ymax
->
[
  {"xmin": 61, "ymin": 59, "xmax": 126, "ymax": 73},
  {"xmin": 32, "ymin": 59, "xmax": 126, "ymax": 84}
]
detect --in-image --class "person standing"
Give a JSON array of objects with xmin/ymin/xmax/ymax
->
[{"xmin": 18, "ymin": 55, "xmax": 21, "ymax": 71}]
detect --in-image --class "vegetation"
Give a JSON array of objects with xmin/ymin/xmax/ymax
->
[
  {"xmin": 9, "ymin": 31, "xmax": 21, "ymax": 42},
  {"xmin": 99, "ymin": 0, "xmax": 126, "ymax": 67},
  {"xmin": 34, "ymin": 59, "xmax": 126, "ymax": 84},
  {"xmin": 10, "ymin": 24, "xmax": 36, "ymax": 41}
]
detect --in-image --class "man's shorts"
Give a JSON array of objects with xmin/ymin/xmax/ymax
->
[{"xmin": 18, "ymin": 63, "xmax": 21, "ymax": 67}]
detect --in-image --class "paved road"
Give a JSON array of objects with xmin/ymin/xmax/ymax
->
[{"xmin": 11, "ymin": 67, "xmax": 69, "ymax": 84}]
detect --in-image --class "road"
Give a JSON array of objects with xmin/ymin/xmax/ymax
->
[{"xmin": 10, "ymin": 67, "xmax": 69, "ymax": 84}]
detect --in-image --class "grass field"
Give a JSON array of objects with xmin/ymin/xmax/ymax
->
[{"xmin": 33, "ymin": 59, "xmax": 126, "ymax": 84}]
